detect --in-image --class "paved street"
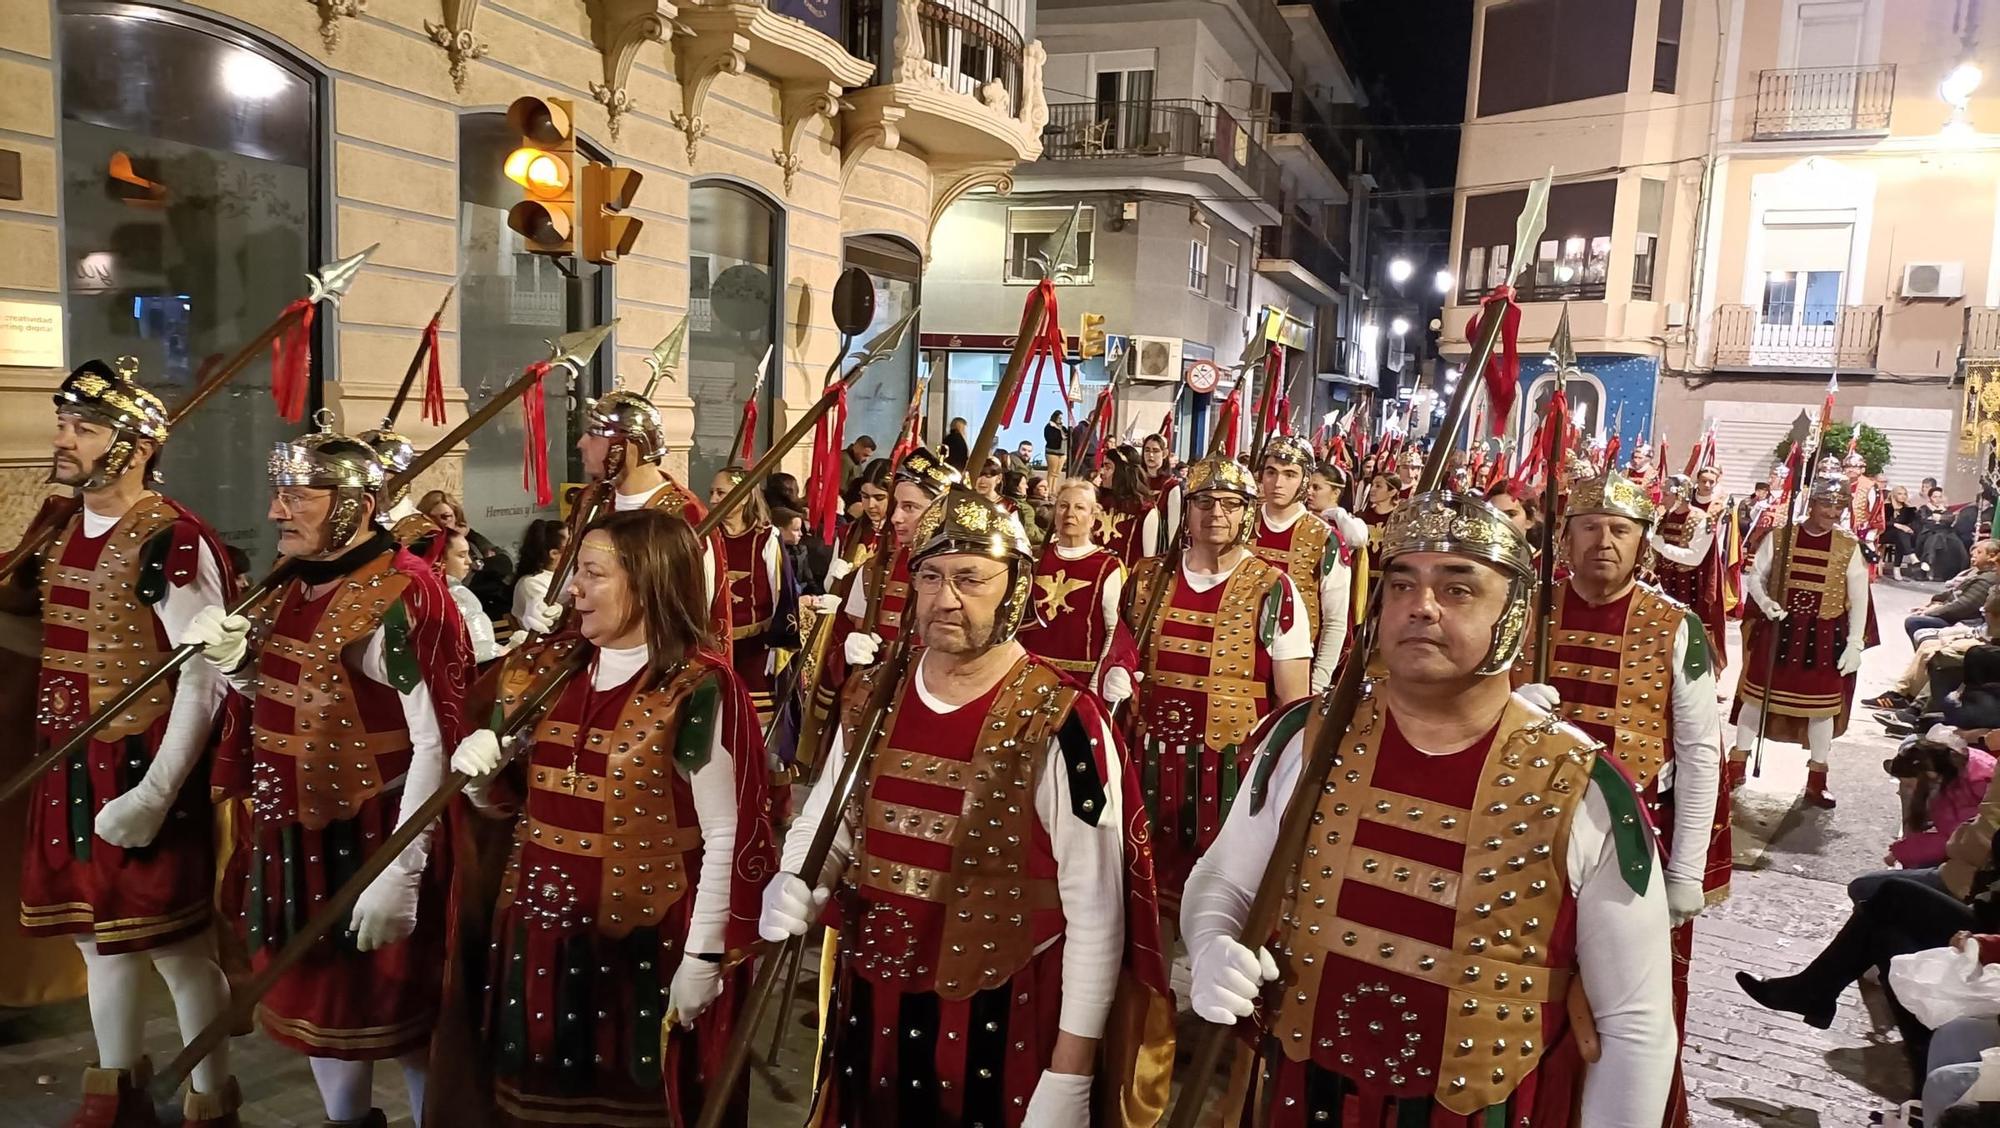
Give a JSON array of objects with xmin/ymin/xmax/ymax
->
[{"xmin": 0, "ymin": 580, "xmax": 1946, "ymax": 1125}]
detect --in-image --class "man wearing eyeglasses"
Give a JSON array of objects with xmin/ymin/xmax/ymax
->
[
  {"xmin": 760, "ymin": 484, "xmax": 1170, "ymax": 1127},
  {"xmin": 1121, "ymin": 455, "xmax": 1311, "ymax": 909}
]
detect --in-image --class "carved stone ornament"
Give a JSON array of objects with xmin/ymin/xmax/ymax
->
[
  {"xmin": 840, "ymin": 114, "xmax": 903, "ymax": 193},
  {"xmin": 775, "ymin": 82, "xmax": 841, "ymax": 193},
  {"xmin": 1020, "ymin": 39, "xmax": 1048, "ymax": 139},
  {"xmin": 585, "ymin": 0, "xmax": 677, "ymax": 144},
  {"xmin": 424, "ymin": 0, "xmax": 488, "ymax": 92},
  {"xmin": 891, "ymin": 0, "xmax": 939, "ymax": 88},
  {"xmin": 309, "ymin": 0, "xmax": 366, "ymax": 51},
  {"xmin": 670, "ymin": 24, "xmax": 749, "ymax": 162},
  {"xmin": 927, "ymin": 161, "xmax": 1014, "ymax": 245}
]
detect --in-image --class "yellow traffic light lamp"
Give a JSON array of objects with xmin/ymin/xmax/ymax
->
[
  {"xmin": 504, "ymin": 96, "xmax": 576, "ymax": 257},
  {"xmin": 1080, "ymin": 312, "xmax": 1107, "ymax": 358}
]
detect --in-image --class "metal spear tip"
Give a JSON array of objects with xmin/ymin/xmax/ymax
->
[
  {"xmin": 1548, "ymin": 303, "xmax": 1577, "ymax": 374},
  {"xmin": 550, "ymin": 320, "xmax": 619, "ymax": 377},
  {"xmin": 642, "ymin": 316, "xmax": 690, "ymax": 397},
  {"xmin": 1507, "ymin": 169, "xmax": 1553, "ymax": 289},
  {"xmin": 843, "ymin": 307, "xmax": 920, "ymax": 381},
  {"xmin": 307, "ymin": 243, "xmax": 380, "ymax": 306},
  {"xmin": 1031, "ymin": 203, "xmax": 1086, "ymax": 283}
]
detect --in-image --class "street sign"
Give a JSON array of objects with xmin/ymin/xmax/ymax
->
[{"xmin": 1185, "ymin": 359, "xmax": 1220, "ymax": 394}]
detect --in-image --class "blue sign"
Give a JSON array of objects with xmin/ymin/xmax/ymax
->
[{"xmin": 770, "ymin": 0, "xmax": 842, "ymax": 38}]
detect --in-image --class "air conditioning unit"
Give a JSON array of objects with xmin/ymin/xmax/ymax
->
[
  {"xmin": 1903, "ymin": 261, "xmax": 1966, "ymax": 300},
  {"xmin": 1131, "ymin": 335, "xmax": 1183, "ymax": 381}
]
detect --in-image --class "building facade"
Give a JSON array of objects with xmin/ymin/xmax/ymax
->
[
  {"xmin": 920, "ymin": 0, "xmax": 1393, "ymax": 461},
  {"xmin": 1441, "ymin": 0, "xmax": 2000, "ymax": 501},
  {"xmin": 0, "ymin": 0, "xmax": 1044, "ymax": 558}
]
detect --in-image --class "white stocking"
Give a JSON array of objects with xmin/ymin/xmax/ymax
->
[
  {"xmin": 1806, "ymin": 716, "xmax": 1835, "ymax": 770},
  {"xmin": 72, "ymin": 938, "xmax": 146, "ymax": 1071},
  {"xmin": 1732, "ymin": 700, "xmax": 1763, "ymax": 754},
  {"xmin": 146, "ymin": 929, "xmax": 231, "ymax": 1095},
  {"xmin": 309, "ymin": 1056, "xmax": 374, "ymax": 1123},
  {"xmin": 399, "ymin": 1048, "xmax": 429, "ymax": 1127}
]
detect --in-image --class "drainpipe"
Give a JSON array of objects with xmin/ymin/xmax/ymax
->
[{"xmin": 1683, "ymin": 0, "xmax": 1733, "ymax": 377}]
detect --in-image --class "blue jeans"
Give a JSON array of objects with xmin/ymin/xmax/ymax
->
[
  {"xmin": 1926, "ymin": 1015, "xmax": 2000, "ymax": 1123},
  {"xmin": 1851, "ymin": 866, "xmax": 1950, "ymax": 904},
  {"xmin": 1910, "ymin": 614, "xmax": 1955, "ymax": 641}
]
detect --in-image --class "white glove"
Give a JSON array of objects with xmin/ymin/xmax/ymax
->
[
  {"xmin": 1101, "ymin": 666, "xmax": 1134, "ymax": 706},
  {"xmin": 1666, "ymin": 879, "xmax": 1707, "ymax": 926},
  {"xmin": 450, "ymin": 730, "xmax": 504, "ymax": 778},
  {"xmin": 1756, "ymin": 596, "xmax": 1786, "ymax": 622},
  {"xmin": 1187, "ymin": 936, "xmax": 1278, "ymax": 1024},
  {"xmin": 93, "ymin": 789, "xmax": 171, "ymax": 849},
  {"xmin": 667, "ymin": 958, "xmax": 724, "ymax": 1027},
  {"xmin": 349, "ymin": 865, "xmax": 421, "ymax": 952},
  {"xmin": 1837, "ymin": 640, "xmax": 1865, "ymax": 675},
  {"xmin": 519, "ymin": 600, "xmax": 561, "ymax": 635},
  {"xmin": 844, "ymin": 631, "xmax": 882, "ymax": 667},
  {"xmin": 1022, "ymin": 1070, "xmax": 1093, "ymax": 1128},
  {"xmin": 805, "ymin": 593, "xmax": 843, "ymax": 615},
  {"xmin": 757, "ymin": 873, "xmax": 828, "ymax": 943},
  {"xmin": 1516, "ymin": 682, "xmax": 1560, "ymax": 713},
  {"xmin": 827, "ymin": 557, "xmax": 855, "ymax": 583},
  {"xmin": 187, "ymin": 605, "xmax": 250, "ymax": 671}
]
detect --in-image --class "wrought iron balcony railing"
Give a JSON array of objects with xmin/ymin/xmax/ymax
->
[
  {"xmin": 846, "ymin": 0, "xmax": 1023, "ymax": 108},
  {"xmin": 1040, "ymin": 97, "xmax": 1283, "ymax": 210}
]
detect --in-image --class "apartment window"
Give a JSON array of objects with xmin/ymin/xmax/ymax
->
[
  {"xmin": 1093, "ymin": 54, "xmax": 1156, "ymax": 151},
  {"xmin": 1477, "ymin": 0, "xmax": 1638, "ymax": 116},
  {"xmin": 1189, "ymin": 231, "xmax": 1210, "ymax": 294},
  {"xmin": 1633, "ymin": 178, "xmax": 1664, "ymax": 300},
  {"xmin": 1654, "ymin": 0, "xmax": 1683, "ymax": 93},
  {"xmin": 1458, "ymin": 179, "xmax": 1615, "ymax": 301},
  {"xmin": 1758, "ymin": 214, "xmax": 1853, "ymax": 325},
  {"xmin": 1221, "ymin": 240, "xmax": 1241, "ymax": 306},
  {"xmin": 1005, "ymin": 206, "xmax": 1095, "ymax": 283}
]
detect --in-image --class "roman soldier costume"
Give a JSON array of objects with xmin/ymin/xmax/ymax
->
[
  {"xmin": 214, "ymin": 426, "xmax": 472, "ymax": 1068},
  {"xmin": 358, "ymin": 427, "xmax": 439, "ymax": 548},
  {"xmin": 1648, "ymin": 474, "xmax": 1730, "ymax": 669},
  {"xmin": 713, "ymin": 469, "xmax": 801, "ymax": 731},
  {"xmin": 1545, "ymin": 471, "xmax": 1730, "ymax": 1128},
  {"xmin": 1840, "ymin": 451, "xmax": 1883, "ymax": 556},
  {"xmin": 1017, "ymin": 537, "xmax": 1128, "ymax": 689},
  {"xmin": 1182, "ymin": 491, "xmax": 1675, "ymax": 1127},
  {"xmin": 468, "ymin": 635, "xmax": 773, "ymax": 1127},
  {"xmin": 1251, "ymin": 435, "xmax": 1353, "ymax": 692},
  {"xmin": 1121, "ymin": 457, "xmax": 1311, "ymax": 900},
  {"xmin": 1730, "ymin": 470, "xmax": 1875, "ymax": 807},
  {"xmin": 776, "ymin": 487, "xmax": 1172, "ymax": 1128},
  {"xmin": 838, "ymin": 446, "xmax": 959, "ymax": 644},
  {"xmin": 20, "ymin": 359, "xmax": 243, "ymax": 1126}
]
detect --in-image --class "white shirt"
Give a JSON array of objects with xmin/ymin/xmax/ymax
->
[
  {"xmin": 1181, "ymin": 696, "xmax": 1676, "ymax": 1127},
  {"xmin": 511, "ymin": 570, "xmax": 554, "ymax": 627},
  {"xmin": 781, "ymin": 650, "xmax": 1127, "ymax": 1039},
  {"xmin": 1179, "ymin": 551, "xmax": 1313, "ymax": 662},
  {"xmin": 449, "ymin": 579, "xmax": 499, "ymax": 663}
]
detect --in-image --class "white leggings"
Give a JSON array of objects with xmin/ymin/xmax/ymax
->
[
  {"xmin": 309, "ymin": 1053, "xmax": 429, "ymax": 1125},
  {"xmin": 73, "ymin": 929, "xmax": 231, "ymax": 1096},
  {"xmin": 1732, "ymin": 701, "xmax": 1834, "ymax": 769}
]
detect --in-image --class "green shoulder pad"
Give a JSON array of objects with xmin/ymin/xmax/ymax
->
[
  {"xmin": 381, "ymin": 599, "xmax": 421, "ymax": 693},
  {"xmin": 137, "ymin": 527, "xmax": 173, "ymax": 606},
  {"xmin": 1590, "ymin": 756, "xmax": 1655, "ymax": 897},
  {"xmin": 674, "ymin": 673, "xmax": 721, "ymax": 775},
  {"xmin": 1680, "ymin": 609, "xmax": 1712, "ymax": 682},
  {"xmin": 1247, "ymin": 698, "xmax": 1314, "ymax": 815},
  {"xmin": 1258, "ymin": 577, "xmax": 1285, "ymax": 648}
]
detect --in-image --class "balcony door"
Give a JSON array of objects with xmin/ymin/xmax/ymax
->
[
  {"xmin": 1794, "ymin": 1, "xmax": 1864, "ymax": 68},
  {"xmin": 1093, "ymin": 55, "xmax": 1154, "ymax": 152},
  {"xmin": 1753, "ymin": 216, "xmax": 1852, "ymax": 365}
]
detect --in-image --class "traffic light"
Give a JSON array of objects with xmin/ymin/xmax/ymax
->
[
  {"xmin": 1080, "ymin": 312, "xmax": 1106, "ymax": 358},
  {"xmin": 581, "ymin": 162, "xmax": 644, "ymax": 264},
  {"xmin": 505, "ymin": 96, "xmax": 576, "ymax": 256}
]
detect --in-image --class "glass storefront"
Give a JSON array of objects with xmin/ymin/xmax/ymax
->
[
  {"xmin": 59, "ymin": 3, "xmax": 320, "ymax": 561},
  {"xmin": 838, "ymin": 236, "xmax": 921, "ymax": 450},
  {"xmin": 688, "ymin": 182, "xmax": 780, "ymax": 491},
  {"xmin": 457, "ymin": 112, "xmax": 608, "ymax": 558}
]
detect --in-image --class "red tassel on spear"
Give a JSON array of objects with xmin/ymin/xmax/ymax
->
[
  {"xmin": 420, "ymin": 315, "xmax": 446, "ymax": 426},
  {"xmin": 270, "ymin": 299, "xmax": 315, "ymax": 422}
]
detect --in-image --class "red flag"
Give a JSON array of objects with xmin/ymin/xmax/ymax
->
[
  {"xmin": 1461, "ymin": 286, "xmax": 1520, "ymax": 436},
  {"xmin": 1605, "ymin": 433, "xmax": 1622, "ymax": 471},
  {"xmin": 1822, "ymin": 371, "xmax": 1839, "ymax": 428},
  {"xmin": 1215, "ymin": 381, "xmax": 1243, "ymax": 459},
  {"xmin": 1159, "ymin": 407, "xmax": 1175, "ymax": 455},
  {"xmin": 269, "ymin": 299, "xmax": 314, "ymax": 423},
  {"xmin": 737, "ymin": 398, "xmax": 758, "ymax": 464},
  {"xmin": 808, "ymin": 383, "xmax": 849, "ymax": 542},
  {"xmin": 1004, "ymin": 280, "xmax": 1067, "ymax": 426}
]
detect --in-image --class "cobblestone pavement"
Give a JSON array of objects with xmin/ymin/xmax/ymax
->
[{"xmin": 0, "ymin": 581, "xmax": 1945, "ymax": 1125}]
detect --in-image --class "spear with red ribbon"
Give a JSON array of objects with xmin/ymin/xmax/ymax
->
[
  {"xmin": 727, "ymin": 345, "xmax": 775, "ymax": 466},
  {"xmin": 1532, "ymin": 305, "xmax": 1577, "ymax": 682},
  {"xmin": 268, "ymin": 246, "xmax": 380, "ymax": 422},
  {"xmin": 1000, "ymin": 204, "xmax": 1085, "ymax": 430}
]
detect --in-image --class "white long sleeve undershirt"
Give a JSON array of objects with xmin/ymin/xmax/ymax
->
[
  {"xmin": 1180, "ymin": 697, "xmax": 1676, "ymax": 1128},
  {"xmin": 1661, "ymin": 616, "xmax": 1722, "ymax": 891},
  {"xmin": 1649, "ymin": 511, "xmax": 1715, "ymax": 568},
  {"xmin": 616, "ymin": 483, "xmax": 719, "ymax": 607},
  {"xmin": 1263, "ymin": 505, "xmax": 1352, "ymax": 691},
  {"xmin": 781, "ymin": 651, "xmax": 1128, "ymax": 1040},
  {"xmin": 1746, "ymin": 530, "xmax": 1871, "ymax": 639}
]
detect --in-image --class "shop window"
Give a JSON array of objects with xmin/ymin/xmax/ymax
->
[
  {"xmin": 59, "ymin": 3, "xmax": 322, "ymax": 562},
  {"xmin": 457, "ymin": 112, "xmax": 610, "ymax": 555},
  {"xmin": 839, "ymin": 235, "xmax": 922, "ymax": 451},
  {"xmin": 1005, "ymin": 205, "xmax": 1095, "ymax": 282},
  {"xmin": 688, "ymin": 181, "xmax": 781, "ymax": 491}
]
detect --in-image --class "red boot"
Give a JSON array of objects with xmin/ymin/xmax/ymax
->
[
  {"xmin": 1726, "ymin": 755, "xmax": 1749, "ymax": 793},
  {"xmin": 182, "ymin": 1077, "xmax": 242, "ymax": 1128},
  {"xmin": 1806, "ymin": 767, "xmax": 1837, "ymax": 809},
  {"xmin": 66, "ymin": 1058, "xmax": 162, "ymax": 1128}
]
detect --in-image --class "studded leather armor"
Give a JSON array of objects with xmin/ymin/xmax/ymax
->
[
  {"xmin": 1777, "ymin": 526, "xmax": 1858, "ymax": 620},
  {"xmin": 860, "ymin": 543, "xmax": 913, "ymax": 640},
  {"xmin": 1252, "ymin": 511, "xmax": 1333, "ymax": 638},
  {"xmin": 1544, "ymin": 580, "xmax": 1680, "ymax": 791},
  {"xmin": 1126, "ymin": 553, "xmax": 1285, "ymax": 752},
  {"xmin": 36, "ymin": 496, "xmax": 184, "ymax": 744}
]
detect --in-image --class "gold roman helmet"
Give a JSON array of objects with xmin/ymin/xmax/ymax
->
[
  {"xmin": 52, "ymin": 357, "xmax": 171, "ymax": 489},
  {"xmin": 1260, "ymin": 433, "xmax": 1316, "ymax": 469},
  {"xmin": 270, "ymin": 416, "xmax": 386, "ymax": 548},
  {"xmin": 1382, "ymin": 490, "xmax": 1536, "ymax": 675},
  {"xmin": 583, "ymin": 388, "xmax": 667, "ymax": 466},
  {"xmin": 1809, "ymin": 472, "xmax": 1849, "ymax": 505},
  {"xmin": 894, "ymin": 445, "xmax": 961, "ymax": 499},
  {"xmin": 909, "ymin": 485, "xmax": 1036, "ymax": 638},
  {"xmin": 1184, "ymin": 454, "xmax": 1259, "ymax": 546},
  {"xmin": 1842, "ymin": 448, "xmax": 1866, "ymax": 470},
  {"xmin": 357, "ymin": 427, "xmax": 416, "ymax": 511},
  {"xmin": 1565, "ymin": 469, "xmax": 1657, "ymax": 526}
]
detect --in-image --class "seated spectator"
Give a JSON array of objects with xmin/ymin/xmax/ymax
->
[
  {"xmin": 510, "ymin": 517, "xmax": 567, "ymax": 637},
  {"xmin": 1920, "ymin": 487, "xmax": 1971, "ymax": 580},
  {"xmin": 1845, "ymin": 733, "xmax": 1995, "ymax": 903},
  {"xmin": 1873, "ymin": 585, "xmax": 2000, "ymax": 720},
  {"xmin": 1910, "ymin": 541, "xmax": 2000, "ymax": 639},
  {"xmin": 1887, "ymin": 485, "xmax": 1921, "ymax": 578},
  {"xmin": 1925, "ymin": 1007, "xmax": 2000, "ymax": 1124}
]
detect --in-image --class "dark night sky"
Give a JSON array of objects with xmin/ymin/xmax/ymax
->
[{"xmin": 1318, "ymin": 0, "xmax": 1473, "ymax": 225}]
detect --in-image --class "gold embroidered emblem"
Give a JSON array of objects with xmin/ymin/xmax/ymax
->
[
  {"xmin": 1034, "ymin": 570, "xmax": 1091, "ymax": 622},
  {"xmin": 1094, "ymin": 508, "xmax": 1129, "ymax": 544}
]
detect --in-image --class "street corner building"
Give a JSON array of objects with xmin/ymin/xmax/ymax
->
[{"xmin": 0, "ymin": 0, "xmax": 1048, "ymax": 556}]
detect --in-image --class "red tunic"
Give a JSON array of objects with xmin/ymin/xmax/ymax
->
[
  {"xmin": 1100, "ymin": 493, "xmax": 1166, "ymax": 565},
  {"xmin": 243, "ymin": 547, "xmax": 470, "ymax": 1060},
  {"xmin": 20, "ymin": 497, "xmax": 227, "ymax": 955},
  {"xmin": 1017, "ymin": 544, "xmax": 1122, "ymax": 680},
  {"xmin": 1359, "ymin": 504, "xmax": 1394, "ymax": 575},
  {"xmin": 1731, "ymin": 526, "xmax": 1868, "ymax": 743},
  {"xmin": 1652, "ymin": 503, "xmax": 1729, "ymax": 672},
  {"xmin": 720, "ymin": 524, "xmax": 780, "ymax": 724},
  {"xmin": 1252, "ymin": 508, "xmax": 1335, "ymax": 639}
]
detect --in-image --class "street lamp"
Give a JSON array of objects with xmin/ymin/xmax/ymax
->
[
  {"xmin": 1434, "ymin": 269, "xmax": 1454, "ymax": 294},
  {"xmin": 1944, "ymin": 61, "xmax": 1983, "ymax": 108},
  {"xmin": 1387, "ymin": 257, "xmax": 1414, "ymax": 284},
  {"xmin": 1390, "ymin": 316, "xmax": 1411, "ymax": 336}
]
